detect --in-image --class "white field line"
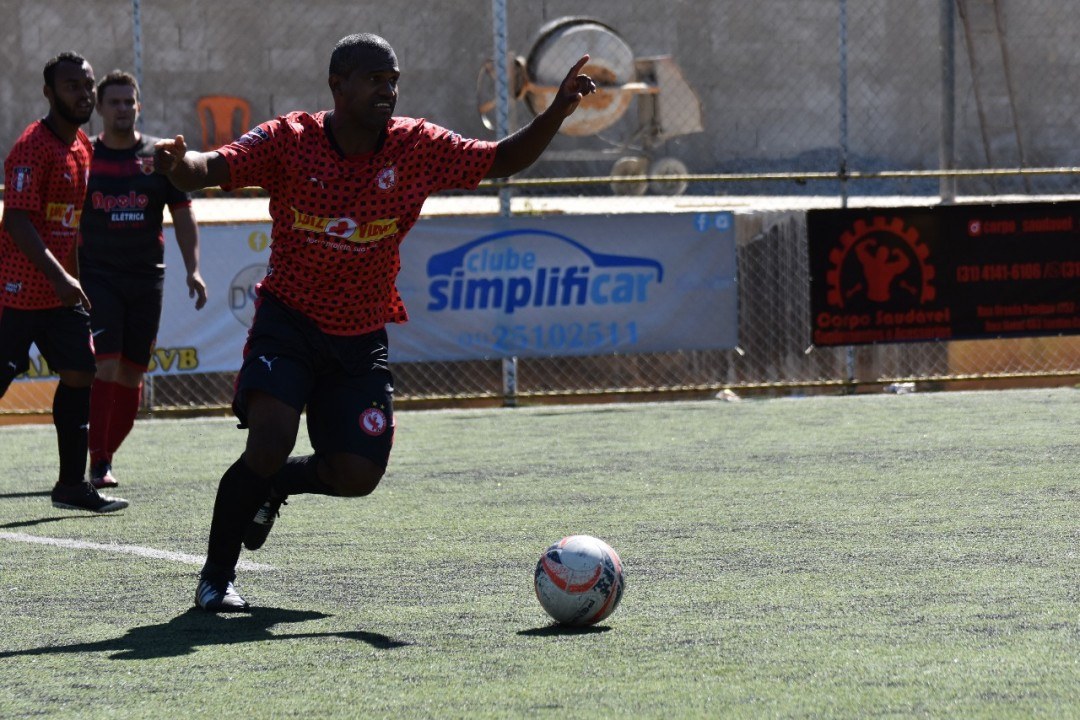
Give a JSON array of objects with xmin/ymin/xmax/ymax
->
[{"xmin": 0, "ymin": 531, "xmax": 273, "ymax": 571}]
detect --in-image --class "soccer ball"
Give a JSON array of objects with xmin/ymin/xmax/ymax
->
[{"xmin": 534, "ymin": 534, "xmax": 625, "ymax": 626}]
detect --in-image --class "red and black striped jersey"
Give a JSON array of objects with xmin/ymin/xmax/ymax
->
[
  {"xmin": 0, "ymin": 120, "xmax": 92, "ymax": 309},
  {"xmin": 79, "ymin": 134, "xmax": 191, "ymax": 274},
  {"xmin": 218, "ymin": 111, "xmax": 497, "ymax": 335}
]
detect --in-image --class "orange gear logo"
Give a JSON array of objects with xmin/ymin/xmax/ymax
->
[{"xmin": 826, "ymin": 216, "xmax": 935, "ymax": 309}]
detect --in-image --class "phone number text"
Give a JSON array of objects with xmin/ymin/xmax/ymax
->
[{"xmin": 458, "ymin": 321, "xmax": 639, "ymax": 353}]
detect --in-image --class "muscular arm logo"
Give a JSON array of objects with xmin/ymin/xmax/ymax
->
[
  {"xmin": 826, "ymin": 216, "xmax": 935, "ymax": 309},
  {"xmin": 855, "ymin": 241, "xmax": 910, "ymax": 302}
]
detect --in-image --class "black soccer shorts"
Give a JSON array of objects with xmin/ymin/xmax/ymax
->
[
  {"xmin": 81, "ymin": 268, "xmax": 164, "ymax": 370},
  {"xmin": 0, "ymin": 304, "xmax": 96, "ymax": 396},
  {"xmin": 233, "ymin": 293, "xmax": 395, "ymax": 467}
]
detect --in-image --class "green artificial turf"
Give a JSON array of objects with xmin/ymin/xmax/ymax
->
[{"xmin": 0, "ymin": 388, "xmax": 1077, "ymax": 718}]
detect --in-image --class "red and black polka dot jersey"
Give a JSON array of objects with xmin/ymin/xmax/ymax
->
[
  {"xmin": 0, "ymin": 120, "xmax": 92, "ymax": 309},
  {"xmin": 218, "ymin": 111, "xmax": 498, "ymax": 335}
]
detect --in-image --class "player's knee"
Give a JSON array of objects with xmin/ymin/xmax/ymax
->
[
  {"xmin": 243, "ymin": 395, "xmax": 301, "ymax": 476},
  {"xmin": 93, "ymin": 358, "xmax": 121, "ymax": 383},
  {"xmin": 57, "ymin": 370, "xmax": 95, "ymax": 388},
  {"xmin": 323, "ymin": 455, "xmax": 384, "ymax": 497},
  {"xmin": 244, "ymin": 432, "xmax": 296, "ymax": 477},
  {"xmin": 245, "ymin": 447, "xmax": 291, "ymax": 478},
  {"xmin": 116, "ymin": 363, "xmax": 144, "ymax": 388},
  {"xmin": 333, "ymin": 469, "xmax": 384, "ymax": 497}
]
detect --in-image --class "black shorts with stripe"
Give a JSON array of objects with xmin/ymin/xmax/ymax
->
[
  {"xmin": 234, "ymin": 292, "xmax": 395, "ymax": 467},
  {"xmin": 81, "ymin": 267, "xmax": 164, "ymax": 369}
]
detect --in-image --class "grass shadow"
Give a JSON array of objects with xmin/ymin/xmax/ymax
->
[
  {"xmin": 0, "ymin": 515, "xmax": 120, "ymax": 529},
  {"xmin": 0, "ymin": 607, "xmax": 412, "ymax": 660},
  {"xmin": 517, "ymin": 624, "xmax": 613, "ymax": 637}
]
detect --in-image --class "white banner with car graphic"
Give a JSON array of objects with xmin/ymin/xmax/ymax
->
[{"xmin": 139, "ymin": 212, "xmax": 737, "ymax": 375}]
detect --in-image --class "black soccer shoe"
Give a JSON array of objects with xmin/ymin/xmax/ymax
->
[
  {"xmin": 243, "ymin": 495, "xmax": 288, "ymax": 551},
  {"xmin": 195, "ymin": 577, "xmax": 250, "ymax": 612},
  {"xmin": 51, "ymin": 481, "xmax": 129, "ymax": 513}
]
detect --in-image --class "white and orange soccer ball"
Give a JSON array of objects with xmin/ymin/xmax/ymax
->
[{"xmin": 533, "ymin": 534, "xmax": 625, "ymax": 626}]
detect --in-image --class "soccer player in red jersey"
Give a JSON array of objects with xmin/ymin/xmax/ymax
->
[
  {"xmin": 0, "ymin": 52, "xmax": 129, "ymax": 512},
  {"xmin": 80, "ymin": 70, "xmax": 206, "ymax": 489},
  {"xmin": 156, "ymin": 33, "xmax": 596, "ymax": 611}
]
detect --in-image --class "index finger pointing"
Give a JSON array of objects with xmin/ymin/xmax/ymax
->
[{"xmin": 569, "ymin": 54, "xmax": 590, "ymax": 77}]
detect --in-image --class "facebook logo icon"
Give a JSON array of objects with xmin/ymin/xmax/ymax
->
[{"xmin": 695, "ymin": 212, "xmax": 732, "ymax": 232}]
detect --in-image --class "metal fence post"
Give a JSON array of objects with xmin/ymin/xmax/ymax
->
[
  {"xmin": 491, "ymin": 0, "xmax": 519, "ymax": 405},
  {"xmin": 132, "ymin": 0, "xmax": 144, "ymax": 131},
  {"xmin": 838, "ymin": 0, "xmax": 849, "ymax": 209},
  {"xmin": 491, "ymin": 0, "xmax": 512, "ymax": 219},
  {"xmin": 502, "ymin": 355, "xmax": 518, "ymax": 407},
  {"xmin": 940, "ymin": 0, "xmax": 956, "ymax": 203},
  {"xmin": 839, "ymin": 0, "xmax": 855, "ymax": 387}
]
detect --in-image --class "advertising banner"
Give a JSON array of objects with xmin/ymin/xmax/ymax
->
[
  {"xmin": 16, "ymin": 211, "xmax": 735, "ymax": 382},
  {"xmin": 15, "ymin": 212, "xmax": 735, "ymax": 380},
  {"xmin": 388, "ymin": 213, "xmax": 737, "ymax": 361},
  {"xmin": 807, "ymin": 202, "xmax": 1080, "ymax": 346}
]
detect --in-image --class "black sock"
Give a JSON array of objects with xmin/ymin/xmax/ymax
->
[
  {"xmin": 202, "ymin": 457, "xmax": 269, "ymax": 580},
  {"xmin": 270, "ymin": 454, "xmax": 339, "ymax": 497},
  {"xmin": 53, "ymin": 383, "xmax": 90, "ymax": 486}
]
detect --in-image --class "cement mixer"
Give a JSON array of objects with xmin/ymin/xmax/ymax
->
[{"xmin": 477, "ymin": 17, "xmax": 703, "ymax": 195}]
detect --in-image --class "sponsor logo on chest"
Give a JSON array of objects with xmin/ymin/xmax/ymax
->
[
  {"xmin": 291, "ymin": 208, "xmax": 399, "ymax": 245},
  {"xmin": 45, "ymin": 203, "xmax": 81, "ymax": 228},
  {"xmin": 92, "ymin": 190, "xmax": 150, "ymax": 212}
]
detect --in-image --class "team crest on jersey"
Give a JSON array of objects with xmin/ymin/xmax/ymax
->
[
  {"xmin": 237, "ymin": 127, "xmax": 270, "ymax": 147},
  {"xmin": 13, "ymin": 166, "xmax": 31, "ymax": 192},
  {"xmin": 137, "ymin": 156, "xmax": 155, "ymax": 175},
  {"xmin": 359, "ymin": 406, "xmax": 388, "ymax": 436},
  {"xmin": 376, "ymin": 165, "xmax": 397, "ymax": 191}
]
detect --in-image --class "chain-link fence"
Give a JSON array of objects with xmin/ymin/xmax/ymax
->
[{"xmin": 1, "ymin": 0, "xmax": 1078, "ymax": 416}]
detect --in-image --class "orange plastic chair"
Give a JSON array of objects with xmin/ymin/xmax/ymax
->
[{"xmin": 196, "ymin": 96, "xmax": 252, "ymax": 150}]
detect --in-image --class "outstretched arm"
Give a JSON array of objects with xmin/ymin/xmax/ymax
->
[
  {"xmin": 154, "ymin": 135, "xmax": 232, "ymax": 192},
  {"xmin": 485, "ymin": 54, "xmax": 597, "ymax": 179}
]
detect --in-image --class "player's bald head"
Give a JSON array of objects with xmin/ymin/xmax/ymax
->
[{"xmin": 330, "ymin": 34, "xmax": 398, "ymax": 78}]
